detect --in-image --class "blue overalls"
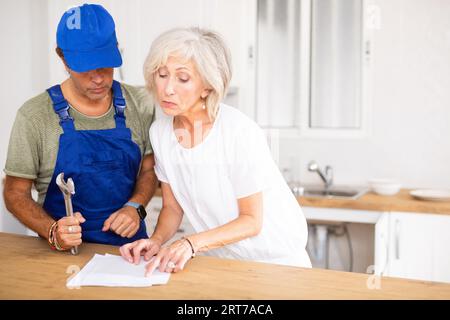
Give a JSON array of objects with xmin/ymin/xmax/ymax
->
[{"xmin": 43, "ymin": 80, "xmax": 148, "ymax": 246}]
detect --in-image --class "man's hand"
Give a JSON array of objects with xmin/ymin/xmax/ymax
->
[
  {"xmin": 55, "ymin": 212, "xmax": 85, "ymax": 250},
  {"xmin": 102, "ymin": 206, "xmax": 140, "ymax": 238}
]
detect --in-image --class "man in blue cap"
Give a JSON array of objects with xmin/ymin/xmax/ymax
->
[{"xmin": 3, "ymin": 4, "xmax": 157, "ymax": 251}]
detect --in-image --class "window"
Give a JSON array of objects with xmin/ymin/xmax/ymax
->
[
  {"xmin": 255, "ymin": 0, "xmax": 370, "ymax": 136},
  {"xmin": 256, "ymin": 0, "xmax": 301, "ymax": 128}
]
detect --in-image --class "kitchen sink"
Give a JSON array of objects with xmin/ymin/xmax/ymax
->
[{"xmin": 291, "ymin": 184, "xmax": 368, "ymax": 200}]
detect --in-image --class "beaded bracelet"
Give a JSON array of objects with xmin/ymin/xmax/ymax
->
[
  {"xmin": 47, "ymin": 221, "xmax": 58, "ymax": 250},
  {"xmin": 52, "ymin": 225, "xmax": 66, "ymax": 251}
]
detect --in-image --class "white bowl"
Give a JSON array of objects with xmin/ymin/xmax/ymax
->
[{"xmin": 368, "ymin": 179, "xmax": 402, "ymax": 196}]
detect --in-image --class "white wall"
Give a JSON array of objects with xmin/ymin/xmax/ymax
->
[
  {"xmin": 279, "ymin": 0, "xmax": 450, "ymax": 190},
  {"xmin": 0, "ymin": 0, "xmax": 50, "ymax": 233},
  {"xmin": 46, "ymin": 0, "xmax": 252, "ymax": 88}
]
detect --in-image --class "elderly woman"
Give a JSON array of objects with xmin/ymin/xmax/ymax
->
[{"xmin": 120, "ymin": 27, "xmax": 311, "ymax": 275}]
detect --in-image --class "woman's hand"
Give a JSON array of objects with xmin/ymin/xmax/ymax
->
[
  {"xmin": 119, "ymin": 237, "xmax": 162, "ymax": 265},
  {"xmin": 145, "ymin": 238, "xmax": 193, "ymax": 276}
]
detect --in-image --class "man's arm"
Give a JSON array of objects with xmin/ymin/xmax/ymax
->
[
  {"xmin": 3, "ymin": 176, "xmax": 85, "ymax": 250},
  {"xmin": 102, "ymin": 154, "xmax": 158, "ymax": 238},
  {"xmin": 3, "ymin": 176, "xmax": 54, "ymax": 238}
]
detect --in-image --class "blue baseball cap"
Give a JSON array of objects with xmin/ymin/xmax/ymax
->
[{"xmin": 56, "ymin": 3, "xmax": 122, "ymax": 72}]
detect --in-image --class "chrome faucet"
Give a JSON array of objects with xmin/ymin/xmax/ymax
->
[{"xmin": 308, "ymin": 161, "xmax": 333, "ymax": 190}]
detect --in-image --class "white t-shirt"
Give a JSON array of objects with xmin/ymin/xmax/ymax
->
[{"xmin": 150, "ymin": 104, "xmax": 311, "ymax": 267}]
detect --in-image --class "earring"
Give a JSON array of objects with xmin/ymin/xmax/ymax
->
[{"xmin": 202, "ymin": 104, "xmax": 206, "ymax": 110}]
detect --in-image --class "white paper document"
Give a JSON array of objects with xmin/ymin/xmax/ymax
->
[{"xmin": 67, "ymin": 253, "xmax": 170, "ymax": 288}]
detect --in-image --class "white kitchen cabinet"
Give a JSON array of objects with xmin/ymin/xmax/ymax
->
[
  {"xmin": 303, "ymin": 206, "xmax": 382, "ymax": 224},
  {"xmin": 432, "ymin": 214, "xmax": 450, "ymax": 283},
  {"xmin": 381, "ymin": 212, "xmax": 450, "ymax": 283},
  {"xmin": 374, "ymin": 212, "xmax": 389, "ymax": 276},
  {"xmin": 305, "ymin": 207, "xmax": 450, "ymax": 283}
]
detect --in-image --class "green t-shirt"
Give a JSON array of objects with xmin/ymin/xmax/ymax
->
[{"xmin": 4, "ymin": 83, "xmax": 155, "ymax": 205}]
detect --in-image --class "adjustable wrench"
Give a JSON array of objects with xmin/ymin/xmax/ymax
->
[{"xmin": 56, "ymin": 172, "xmax": 78, "ymax": 255}]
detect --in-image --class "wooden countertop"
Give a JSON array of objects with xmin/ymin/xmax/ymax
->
[
  {"xmin": 298, "ymin": 189, "xmax": 450, "ymax": 215},
  {"xmin": 154, "ymin": 187, "xmax": 450, "ymax": 215},
  {"xmin": 1, "ymin": 232, "xmax": 449, "ymax": 299}
]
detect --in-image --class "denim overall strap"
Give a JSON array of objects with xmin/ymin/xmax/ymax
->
[
  {"xmin": 112, "ymin": 80, "xmax": 126, "ymax": 128},
  {"xmin": 46, "ymin": 85, "xmax": 75, "ymax": 132}
]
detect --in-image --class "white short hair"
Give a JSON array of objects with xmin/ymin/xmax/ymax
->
[{"xmin": 143, "ymin": 27, "xmax": 232, "ymax": 119}]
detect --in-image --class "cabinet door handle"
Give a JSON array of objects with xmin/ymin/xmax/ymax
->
[
  {"xmin": 379, "ymin": 231, "xmax": 389, "ymax": 276},
  {"xmin": 395, "ymin": 219, "xmax": 400, "ymax": 260}
]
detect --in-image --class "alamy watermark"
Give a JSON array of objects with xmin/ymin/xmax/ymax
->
[
  {"xmin": 65, "ymin": 6, "xmax": 81, "ymax": 30},
  {"xmin": 66, "ymin": 264, "xmax": 81, "ymax": 289},
  {"xmin": 366, "ymin": 265, "xmax": 382, "ymax": 290}
]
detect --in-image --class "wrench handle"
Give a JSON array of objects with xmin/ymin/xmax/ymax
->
[
  {"xmin": 64, "ymin": 196, "xmax": 74, "ymax": 217},
  {"xmin": 63, "ymin": 195, "xmax": 79, "ymax": 255}
]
